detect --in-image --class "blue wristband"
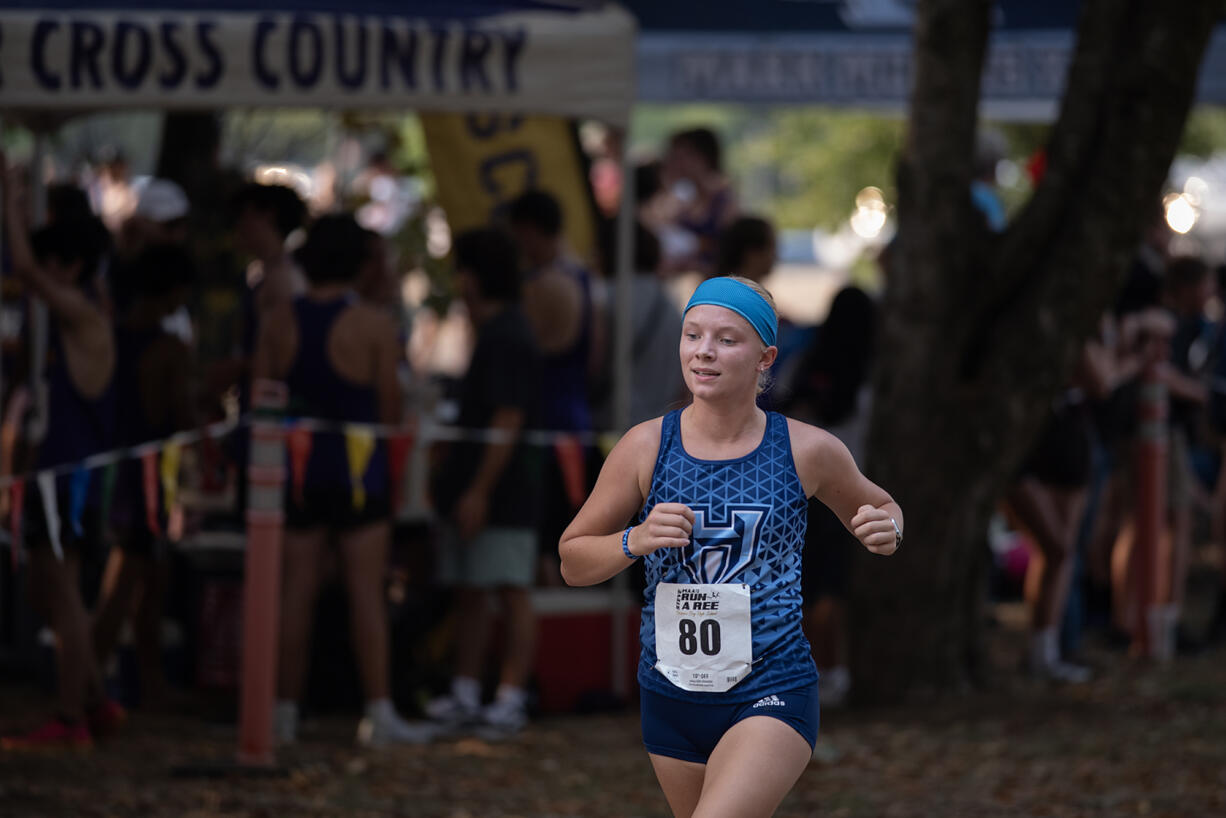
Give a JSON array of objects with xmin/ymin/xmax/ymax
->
[{"xmin": 622, "ymin": 526, "xmax": 640, "ymax": 560}]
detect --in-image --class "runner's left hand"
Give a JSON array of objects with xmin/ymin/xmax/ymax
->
[{"xmin": 851, "ymin": 504, "xmax": 899, "ymax": 555}]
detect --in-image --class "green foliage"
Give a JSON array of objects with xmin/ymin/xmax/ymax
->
[
  {"xmin": 222, "ymin": 109, "xmax": 334, "ymax": 168},
  {"xmin": 632, "ymin": 105, "xmax": 905, "ymax": 231},
  {"xmin": 1180, "ymin": 107, "xmax": 1226, "ymax": 157},
  {"xmin": 741, "ymin": 110, "xmax": 904, "ymax": 230}
]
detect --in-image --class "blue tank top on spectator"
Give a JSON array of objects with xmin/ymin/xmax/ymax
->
[
  {"xmin": 534, "ymin": 258, "xmax": 593, "ymax": 432},
  {"xmin": 37, "ymin": 322, "xmax": 117, "ymax": 504},
  {"xmin": 285, "ymin": 295, "xmax": 387, "ymax": 498},
  {"xmin": 677, "ymin": 187, "xmax": 733, "ymax": 269},
  {"xmin": 637, "ymin": 409, "xmax": 817, "ymax": 703}
]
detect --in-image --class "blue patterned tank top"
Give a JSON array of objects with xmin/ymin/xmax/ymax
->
[{"xmin": 637, "ymin": 409, "xmax": 817, "ymax": 702}]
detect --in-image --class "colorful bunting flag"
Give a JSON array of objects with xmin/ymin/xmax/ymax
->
[
  {"xmin": 160, "ymin": 442, "xmax": 182, "ymax": 517},
  {"xmin": 388, "ymin": 432, "xmax": 414, "ymax": 517},
  {"xmin": 286, "ymin": 426, "xmax": 313, "ymax": 508},
  {"xmin": 36, "ymin": 471, "xmax": 63, "ymax": 562},
  {"xmin": 344, "ymin": 427, "xmax": 376, "ymax": 512},
  {"xmin": 141, "ymin": 451, "xmax": 162, "ymax": 538}
]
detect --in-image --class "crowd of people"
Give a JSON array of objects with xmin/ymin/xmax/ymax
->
[{"xmin": 0, "ymin": 120, "xmax": 1223, "ymax": 764}]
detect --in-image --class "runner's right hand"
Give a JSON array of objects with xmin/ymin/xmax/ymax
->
[{"xmin": 627, "ymin": 503, "xmax": 694, "ymax": 556}]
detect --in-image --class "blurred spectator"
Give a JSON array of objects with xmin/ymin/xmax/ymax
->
[
  {"xmin": 1072, "ymin": 310, "xmax": 1160, "ymax": 652},
  {"xmin": 92, "ymin": 150, "xmax": 137, "ymax": 233},
  {"xmin": 1205, "ymin": 265, "xmax": 1226, "ymax": 644},
  {"xmin": 971, "ymin": 131, "xmax": 1007, "ymax": 232},
  {"xmin": 508, "ymin": 189, "xmax": 601, "ymax": 583},
  {"xmin": 1154, "ymin": 256, "xmax": 1214, "ymax": 654},
  {"xmin": 356, "ymin": 228, "xmax": 400, "ymax": 311},
  {"xmin": 350, "ymin": 151, "xmax": 397, "ymax": 202},
  {"xmin": 353, "ymin": 152, "xmax": 418, "ymax": 237},
  {"xmin": 253, "ymin": 214, "xmax": 430, "ymax": 747},
  {"xmin": 1, "ymin": 161, "xmax": 122, "ymax": 750},
  {"xmin": 120, "ymin": 179, "xmax": 190, "ymax": 258},
  {"xmin": 115, "ymin": 178, "xmax": 193, "ymax": 345},
  {"xmin": 1081, "ymin": 213, "xmax": 1175, "ymax": 640},
  {"xmin": 428, "ymin": 228, "xmax": 542, "ymax": 735},
  {"xmin": 44, "ymin": 181, "xmax": 116, "ymax": 318},
  {"xmin": 47, "ymin": 183, "xmax": 94, "ymax": 224},
  {"xmin": 215, "ymin": 182, "xmax": 308, "ymax": 519},
  {"xmin": 656, "ymin": 127, "xmax": 738, "ymax": 275},
  {"xmin": 93, "ymin": 244, "xmax": 196, "ymax": 706},
  {"xmin": 589, "ymin": 127, "xmax": 624, "ymax": 218},
  {"xmin": 1097, "ymin": 258, "xmax": 1213, "ymax": 656},
  {"xmin": 785, "ymin": 286, "xmax": 877, "ymax": 707},
  {"xmin": 717, "ymin": 214, "xmax": 812, "ymax": 408},
  {"xmin": 357, "ymin": 228, "xmax": 416, "ymax": 498},
  {"xmin": 1116, "ymin": 204, "xmax": 1172, "ymax": 317},
  {"xmin": 509, "ymin": 189, "xmax": 600, "ymax": 431},
  {"xmin": 634, "ymin": 160, "xmax": 666, "ymax": 224},
  {"xmin": 1006, "ymin": 331, "xmax": 1135, "ymax": 682},
  {"xmin": 594, "ymin": 220, "xmax": 685, "ymax": 428},
  {"xmin": 717, "ymin": 216, "xmax": 776, "ymax": 284},
  {"xmin": 231, "ymin": 181, "xmax": 309, "ymax": 353},
  {"xmin": 233, "ymin": 182, "xmax": 308, "ymax": 310}
]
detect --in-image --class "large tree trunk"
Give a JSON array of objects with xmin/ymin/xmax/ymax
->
[{"xmin": 853, "ymin": 0, "xmax": 1222, "ymax": 704}]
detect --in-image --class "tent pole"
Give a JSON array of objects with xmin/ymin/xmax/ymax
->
[
  {"xmin": 609, "ymin": 127, "xmax": 635, "ymax": 701},
  {"xmin": 0, "ymin": 115, "xmax": 5, "ymax": 410},
  {"xmin": 27, "ymin": 130, "xmax": 49, "ymax": 446}
]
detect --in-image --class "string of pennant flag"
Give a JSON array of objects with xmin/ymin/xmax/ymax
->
[{"xmin": 2, "ymin": 415, "xmax": 623, "ymax": 564}]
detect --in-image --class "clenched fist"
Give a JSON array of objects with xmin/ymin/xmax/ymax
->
[{"xmin": 625, "ymin": 503, "xmax": 695, "ymax": 557}]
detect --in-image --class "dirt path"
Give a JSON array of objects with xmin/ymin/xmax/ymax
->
[{"xmin": 2, "ymin": 640, "xmax": 1224, "ymax": 818}]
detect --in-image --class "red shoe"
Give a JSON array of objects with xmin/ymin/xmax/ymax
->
[
  {"xmin": 1, "ymin": 717, "xmax": 93, "ymax": 751},
  {"xmin": 87, "ymin": 699, "xmax": 127, "ymax": 738}
]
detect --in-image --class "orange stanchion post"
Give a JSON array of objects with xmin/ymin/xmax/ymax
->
[
  {"xmin": 1131, "ymin": 364, "xmax": 1167, "ymax": 660},
  {"xmin": 237, "ymin": 379, "xmax": 288, "ymax": 766}
]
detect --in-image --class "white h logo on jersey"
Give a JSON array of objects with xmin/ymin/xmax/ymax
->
[{"xmin": 680, "ymin": 506, "xmax": 768, "ymax": 584}]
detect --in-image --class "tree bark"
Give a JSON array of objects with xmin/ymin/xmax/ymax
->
[{"xmin": 854, "ymin": 0, "xmax": 1223, "ymax": 704}]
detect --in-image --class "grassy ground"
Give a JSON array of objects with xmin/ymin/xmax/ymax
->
[{"xmin": 2, "ymin": 614, "xmax": 1224, "ymax": 818}]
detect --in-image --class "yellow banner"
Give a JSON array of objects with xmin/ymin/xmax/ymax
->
[{"xmin": 421, "ymin": 113, "xmax": 596, "ymax": 266}]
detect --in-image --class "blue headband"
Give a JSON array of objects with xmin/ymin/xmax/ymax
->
[{"xmin": 684, "ymin": 277, "xmax": 778, "ymax": 347}]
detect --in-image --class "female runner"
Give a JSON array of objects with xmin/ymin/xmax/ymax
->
[{"xmin": 559, "ymin": 276, "xmax": 902, "ymax": 818}]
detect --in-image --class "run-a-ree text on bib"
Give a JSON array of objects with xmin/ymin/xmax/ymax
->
[{"xmin": 654, "ymin": 582, "xmax": 752, "ymax": 693}]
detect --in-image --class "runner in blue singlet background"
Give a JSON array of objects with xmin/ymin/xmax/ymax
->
[{"xmin": 560, "ymin": 276, "xmax": 903, "ymax": 818}]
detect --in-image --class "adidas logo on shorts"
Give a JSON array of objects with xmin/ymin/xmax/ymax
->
[{"xmin": 752, "ymin": 695, "xmax": 786, "ymax": 708}]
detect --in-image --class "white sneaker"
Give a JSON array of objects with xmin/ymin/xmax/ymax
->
[
  {"xmin": 355, "ymin": 714, "xmax": 438, "ymax": 748},
  {"xmin": 1031, "ymin": 658, "xmax": 1092, "ymax": 684},
  {"xmin": 424, "ymin": 695, "xmax": 482, "ymax": 727},
  {"xmin": 480, "ymin": 697, "xmax": 528, "ymax": 735}
]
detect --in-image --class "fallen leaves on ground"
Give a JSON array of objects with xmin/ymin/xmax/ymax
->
[{"xmin": 2, "ymin": 637, "xmax": 1224, "ymax": 817}]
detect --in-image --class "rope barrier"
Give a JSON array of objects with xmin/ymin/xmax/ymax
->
[{"xmin": 0, "ymin": 415, "xmax": 624, "ymax": 492}]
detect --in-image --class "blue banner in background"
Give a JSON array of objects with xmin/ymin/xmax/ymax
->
[{"xmin": 627, "ymin": 0, "xmax": 1226, "ymax": 113}]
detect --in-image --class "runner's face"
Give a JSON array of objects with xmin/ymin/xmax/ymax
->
[{"xmin": 680, "ymin": 305, "xmax": 773, "ymax": 401}]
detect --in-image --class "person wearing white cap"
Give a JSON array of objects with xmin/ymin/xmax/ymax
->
[{"xmin": 119, "ymin": 178, "xmax": 190, "ymax": 259}]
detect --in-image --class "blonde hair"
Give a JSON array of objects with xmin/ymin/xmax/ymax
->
[{"xmin": 721, "ymin": 274, "xmax": 777, "ymax": 394}]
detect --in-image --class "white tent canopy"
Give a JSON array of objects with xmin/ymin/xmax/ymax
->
[{"xmin": 0, "ymin": 3, "xmax": 635, "ymax": 124}]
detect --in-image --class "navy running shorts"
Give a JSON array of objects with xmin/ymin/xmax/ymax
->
[{"xmin": 640, "ymin": 678, "xmax": 820, "ymax": 764}]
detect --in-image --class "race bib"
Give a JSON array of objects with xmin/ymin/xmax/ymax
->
[{"xmin": 654, "ymin": 582, "xmax": 752, "ymax": 692}]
